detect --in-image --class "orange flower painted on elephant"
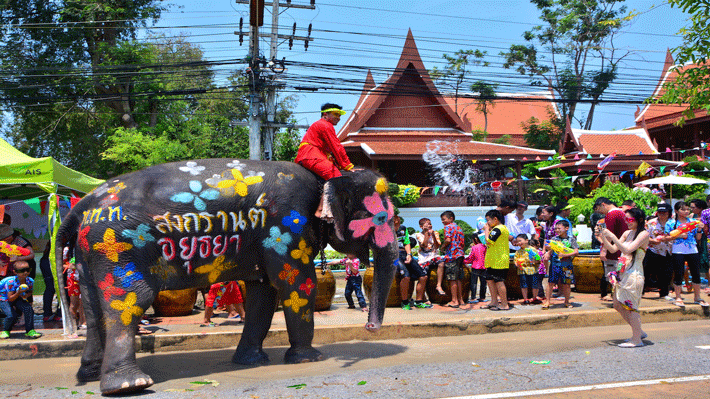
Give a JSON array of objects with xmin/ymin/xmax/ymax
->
[
  {"xmin": 194, "ymin": 255, "xmax": 231, "ymax": 283},
  {"xmin": 278, "ymin": 263, "xmax": 300, "ymax": 285},
  {"xmin": 208, "ymin": 169, "xmax": 262, "ymax": 197},
  {"xmin": 110, "ymin": 292, "xmax": 144, "ymax": 326},
  {"xmin": 98, "ymin": 273, "xmax": 126, "ymax": 301},
  {"xmin": 93, "ymin": 228, "xmax": 133, "ymax": 262},
  {"xmin": 299, "ymin": 278, "xmax": 315, "ymax": 296},
  {"xmin": 290, "ymin": 239, "xmax": 313, "ymax": 264},
  {"xmin": 283, "ymin": 291, "xmax": 308, "ymax": 313},
  {"xmin": 78, "ymin": 225, "xmax": 91, "ymax": 252}
]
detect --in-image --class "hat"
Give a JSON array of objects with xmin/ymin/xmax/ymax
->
[
  {"xmin": 516, "ymin": 201, "xmax": 529, "ymax": 209},
  {"xmin": 0, "ymin": 224, "xmax": 14, "ymax": 240},
  {"xmin": 656, "ymin": 203, "xmax": 672, "ymax": 213}
]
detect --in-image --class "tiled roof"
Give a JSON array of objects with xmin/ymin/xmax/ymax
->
[
  {"xmin": 442, "ymin": 92, "xmax": 558, "ymax": 146},
  {"xmin": 561, "ymin": 123, "xmax": 657, "ymax": 155},
  {"xmin": 635, "ymin": 50, "xmax": 709, "ymax": 128},
  {"xmin": 344, "ymin": 139, "xmax": 555, "ymax": 161},
  {"xmin": 540, "ymin": 158, "xmax": 682, "ymax": 173}
]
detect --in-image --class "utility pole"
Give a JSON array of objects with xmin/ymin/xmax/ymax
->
[{"xmin": 237, "ymin": 0, "xmax": 314, "ymax": 160}]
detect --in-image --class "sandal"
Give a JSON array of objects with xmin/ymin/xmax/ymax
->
[
  {"xmin": 200, "ymin": 322, "xmax": 218, "ymax": 327},
  {"xmin": 137, "ymin": 327, "xmax": 153, "ymax": 335},
  {"xmin": 564, "ymin": 303, "xmax": 574, "ymax": 308},
  {"xmin": 673, "ymin": 300, "xmax": 685, "ymax": 307},
  {"xmin": 692, "ymin": 300, "xmax": 709, "ymax": 306},
  {"xmin": 541, "ymin": 304, "xmax": 550, "ymax": 310},
  {"xmin": 436, "ymin": 287, "xmax": 446, "ymax": 295}
]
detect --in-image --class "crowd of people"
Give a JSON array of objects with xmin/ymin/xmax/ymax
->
[{"xmin": 383, "ymin": 195, "xmax": 709, "ymax": 347}]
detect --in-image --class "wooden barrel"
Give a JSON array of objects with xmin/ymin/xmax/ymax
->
[
  {"xmin": 425, "ymin": 266, "xmax": 471, "ymax": 305},
  {"xmin": 572, "ymin": 255, "xmax": 604, "ymax": 293},
  {"xmin": 505, "ymin": 259, "xmax": 523, "ymax": 300},
  {"xmin": 363, "ymin": 266, "xmax": 401, "ymax": 307},
  {"xmin": 152, "ymin": 288, "xmax": 198, "ymax": 317},
  {"xmin": 314, "ymin": 267, "xmax": 336, "ymax": 311}
]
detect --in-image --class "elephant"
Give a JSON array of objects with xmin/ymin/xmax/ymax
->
[{"xmin": 54, "ymin": 159, "xmax": 398, "ymax": 395}]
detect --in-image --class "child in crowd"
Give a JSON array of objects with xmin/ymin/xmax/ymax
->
[
  {"xmin": 63, "ymin": 248, "xmax": 86, "ymax": 329},
  {"xmin": 464, "ymin": 234, "xmax": 487, "ymax": 304},
  {"xmin": 513, "ymin": 234, "xmax": 540, "ymax": 305},
  {"xmin": 201, "ymin": 281, "xmax": 245, "ymax": 327},
  {"xmin": 529, "ymin": 238, "xmax": 546, "ymax": 303},
  {"xmin": 484, "ymin": 210, "xmax": 511, "ymax": 311},
  {"xmin": 328, "ymin": 253, "xmax": 368, "ymax": 311},
  {"xmin": 543, "ymin": 220, "xmax": 579, "ymax": 309},
  {"xmin": 0, "ymin": 261, "xmax": 42, "ymax": 339},
  {"xmin": 440, "ymin": 211, "xmax": 466, "ymax": 308}
]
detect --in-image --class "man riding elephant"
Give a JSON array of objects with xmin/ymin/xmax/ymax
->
[{"xmin": 56, "ymin": 160, "xmax": 397, "ymax": 395}]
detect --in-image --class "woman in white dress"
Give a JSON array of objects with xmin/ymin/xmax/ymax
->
[{"xmin": 596, "ymin": 207, "xmax": 650, "ymax": 348}]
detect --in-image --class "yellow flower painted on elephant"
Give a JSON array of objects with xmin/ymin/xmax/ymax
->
[
  {"xmin": 278, "ymin": 263, "xmax": 300, "ymax": 285},
  {"xmin": 110, "ymin": 292, "xmax": 144, "ymax": 326},
  {"xmin": 209, "ymin": 169, "xmax": 263, "ymax": 197},
  {"xmin": 93, "ymin": 228, "xmax": 133, "ymax": 262},
  {"xmin": 375, "ymin": 177, "xmax": 388, "ymax": 194},
  {"xmin": 107, "ymin": 182, "xmax": 126, "ymax": 195},
  {"xmin": 194, "ymin": 255, "xmax": 231, "ymax": 283},
  {"xmin": 283, "ymin": 291, "xmax": 308, "ymax": 313},
  {"xmin": 290, "ymin": 239, "xmax": 313, "ymax": 264}
]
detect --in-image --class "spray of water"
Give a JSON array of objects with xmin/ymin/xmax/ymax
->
[{"xmin": 422, "ymin": 140, "xmax": 483, "ymax": 192}]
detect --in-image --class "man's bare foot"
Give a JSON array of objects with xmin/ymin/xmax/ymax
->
[{"xmin": 361, "ymin": 307, "xmax": 368, "ymax": 312}]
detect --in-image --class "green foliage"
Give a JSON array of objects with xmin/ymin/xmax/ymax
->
[
  {"xmin": 392, "ymin": 184, "xmax": 421, "ymax": 207},
  {"xmin": 430, "ymin": 49, "xmax": 488, "ymax": 115},
  {"xmin": 657, "ymin": 0, "xmax": 710, "ymax": 125},
  {"xmin": 521, "ymin": 158, "xmax": 559, "ymax": 178},
  {"xmin": 671, "ymin": 156, "xmax": 710, "ymax": 199},
  {"xmin": 469, "ymin": 81, "xmax": 497, "ymax": 132},
  {"xmin": 501, "ymin": 0, "xmax": 634, "ymax": 127},
  {"xmin": 492, "ymin": 134, "xmax": 511, "ymax": 145},
  {"xmin": 273, "ymin": 128, "xmax": 301, "ymax": 162},
  {"xmin": 567, "ymin": 181, "xmax": 660, "ymax": 228},
  {"xmin": 522, "ymin": 109, "xmax": 564, "ymax": 150},
  {"xmin": 471, "ymin": 129, "xmax": 488, "ymax": 142}
]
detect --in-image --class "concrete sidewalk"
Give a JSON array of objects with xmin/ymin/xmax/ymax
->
[{"xmin": 1, "ymin": 289, "xmax": 708, "ymax": 361}]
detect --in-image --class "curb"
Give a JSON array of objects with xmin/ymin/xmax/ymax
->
[{"xmin": 0, "ymin": 305, "xmax": 706, "ymax": 361}]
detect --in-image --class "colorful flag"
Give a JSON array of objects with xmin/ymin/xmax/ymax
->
[
  {"xmin": 635, "ymin": 161, "xmax": 652, "ymax": 177},
  {"xmin": 597, "ymin": 152, "xmax": 616, "ymax": 171}
]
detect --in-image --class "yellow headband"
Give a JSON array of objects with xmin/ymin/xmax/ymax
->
[{"xmin": 322, "ymin": 108, "xmax": 346, "ymax": 115}]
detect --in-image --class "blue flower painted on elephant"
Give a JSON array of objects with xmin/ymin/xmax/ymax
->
[
  {"xmin": 114, "ymin": 262, "xmax": 144, "ymax": 289},
  {"xmin": 121, "ymin": 224, "xmax": 155, "ymax": 248},
  {"xmin": 262, "ymin": 226, "xmax": 292, "ymax": 256},
  {"xmin": 170, "ymin": 180, "xmax": 220, "ymax": 211},
  {"xmin": 282, "ymin": 210, "xmax": 306, "ymax": 234}
]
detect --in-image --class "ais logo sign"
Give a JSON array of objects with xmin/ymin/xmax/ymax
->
[{"xmin": 25, "ymin": 169, "xmax": 42, "ymax": 175}]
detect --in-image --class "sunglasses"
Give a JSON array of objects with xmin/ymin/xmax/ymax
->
[
  {"xmin": 624, "ymin": 217, "xmax": 636, "ymax": 224},
  {"xmin": 14, "ymin": 268, "xmax": 30, "ymax": 273}
]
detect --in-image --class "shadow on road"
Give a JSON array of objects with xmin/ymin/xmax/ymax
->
[{"xmin": 137, "ymin": 341, "xmax": 406, "ymax": 383}]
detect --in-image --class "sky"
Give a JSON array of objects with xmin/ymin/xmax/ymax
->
[{"xmin": 154, "ymin": 0, "xmax": 691, "ymax": 133}]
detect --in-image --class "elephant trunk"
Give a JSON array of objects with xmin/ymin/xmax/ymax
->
[{"xmin": 365, "ymin": 243, "xmax": 397, "ymax": 332}]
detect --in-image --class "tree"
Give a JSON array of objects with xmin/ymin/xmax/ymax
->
[
  {"xmin": 500, "ymin": 0, "xmax": 635, "ymax": 129},
  {"xmin": 656, "ymin": 0, "xmax": 710, "ymax": 125},
  {"xmin": 522, "ymin": 109, "xmax": 565, "ymax": 150},
  {"xmin": 469, "ymin": 81, "xmax": 497, "ymax": 132},
  {"xmin": 430, "ymin": 49, "xmax": 488, "ymax": 115}
]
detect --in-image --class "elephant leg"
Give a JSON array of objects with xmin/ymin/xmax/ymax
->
[
  {"xmin": 277, "ymin": 266, "xmax": 322, "ymax": 364},
  {"xmin": 98, "ymin": 285, "xmax": 155, "ymax": 395},
  {"xmin": 76, "ymin": 261, "xmax": 105, "ymax": 383},
  {"xmin": 232, "ymin": 280, "xmax": 277, "ymax": 365}
]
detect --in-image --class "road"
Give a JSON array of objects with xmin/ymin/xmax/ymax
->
[{"xmin": 3, "ymin": 320, "xmax": 709, "ymax": 398}]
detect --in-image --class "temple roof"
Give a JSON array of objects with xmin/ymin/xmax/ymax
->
[{"xmin": 560, "ymin": 124, "xmax": 658, "ymax": 156}]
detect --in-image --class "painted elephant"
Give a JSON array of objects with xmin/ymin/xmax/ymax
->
[{"xmin": 55, "ymin": 159, "xmax": 398, "ymax": 395}]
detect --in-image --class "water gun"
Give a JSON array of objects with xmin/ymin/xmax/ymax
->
[
  {"xmin": 547, "ymin": 240, "xmax": 575, "ymax": 255},
  {"xmin": 0, "ymin": 241, "xmax": 32, "ymax": 257},
  {"xmin": 669, "ymin": 220, "xmax": 701, "ymax": 238}
]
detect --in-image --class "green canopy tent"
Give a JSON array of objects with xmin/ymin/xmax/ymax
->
[{"xmin": 0, "ymin": 137, "xmax": 104, "ymax": 333}]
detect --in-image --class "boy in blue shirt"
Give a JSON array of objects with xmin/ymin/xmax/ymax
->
[
  {"xmin": 0, "ymin": 260, "xmax": 42, "ymax": 339},
  {"xmin": 543, "ymin": 220, "xmax": 578, "ymax": 310}
]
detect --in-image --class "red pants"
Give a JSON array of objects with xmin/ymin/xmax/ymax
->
[
  {"xmin": 205, "ymin": 281, "xmax": 243, "ymax": 309},
  {"xmin": 298, "ymin": 158, "xmax": 342, "ymax": 180}
]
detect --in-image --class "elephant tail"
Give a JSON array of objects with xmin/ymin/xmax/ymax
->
[{"xmin": 55, "ymin": 209, "xmax": 81, "ymax": 335}]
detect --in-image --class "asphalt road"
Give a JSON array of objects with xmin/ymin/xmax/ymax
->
[{"xmin": 3, "ymin": 319, "xmax": 709, "ymax": 398}]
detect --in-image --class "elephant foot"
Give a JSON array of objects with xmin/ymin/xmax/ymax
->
[
  {"xmin": 284, "ymin": 346, "xmax": 323, "ymax": 364},
  {"xmin": 76, "ymin": 362, "xmax": 102, "ymax": 383},
  {"xmin": 100, "ymin": 369, "xmax": 153, "ymax": 395},
  {"xmin": 232, "ymin": 346, "xmax": 270, "ymax": 365}
]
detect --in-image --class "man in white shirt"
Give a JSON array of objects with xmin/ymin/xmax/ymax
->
[{"xmin": 505, "ymin": 201, "xmax": 538, "ymax": 252}]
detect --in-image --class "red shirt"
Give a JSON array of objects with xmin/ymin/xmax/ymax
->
[
  {"xmin": 295, "ymin": 118, "xmax": 353, "ymax": 171},
  {"xmin": 604, "ymin": 208, "xmax": 628, "ymax": 260}
]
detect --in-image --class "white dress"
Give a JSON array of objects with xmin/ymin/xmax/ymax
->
[{"xmin": 614, "ymin": 247, "xmax": 645, "ymax": 311}]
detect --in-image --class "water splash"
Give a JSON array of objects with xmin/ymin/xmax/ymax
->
[{"xmin": 422, "ymin": 140, "xmax": 483, "ymax": 192}]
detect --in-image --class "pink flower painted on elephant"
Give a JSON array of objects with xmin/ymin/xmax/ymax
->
[{"xmin": 348, "ymin": 193, "xmax": 394, "ymax": 248}]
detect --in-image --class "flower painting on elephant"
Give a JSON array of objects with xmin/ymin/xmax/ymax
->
[{"xmin": 56, "ymin": 159, "xmax": 398, "ymax": 395}]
